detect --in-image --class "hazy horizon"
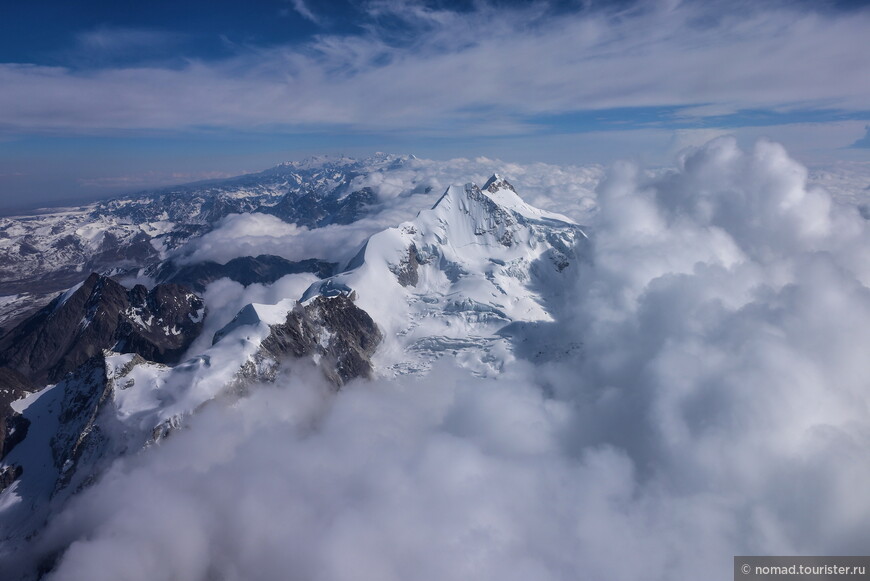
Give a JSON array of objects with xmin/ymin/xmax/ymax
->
[{"xmin": 2, "ymin": 0, "xmax": 869, "ymax": 210}]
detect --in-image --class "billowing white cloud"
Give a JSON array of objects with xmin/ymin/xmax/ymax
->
[
  {"xmin": 178, "ymin": 213, "xmax": 311, "ymax": 264},
  {"xmin": 12, "ymin": 138, "xmax": 870, "ymax": 580},
  {"xmin": 24, "ymin": 367, "xmax": 736, "ymax": 581},
  {"xmin": 178, "ymin": 272, "xmax": 323, "ymax": 360},
  {"xmin": 537, "ymin": 137, "xmax": 870, "ymax": 562},
  {"xmin": 1, "ymin": 2, "xmax": 869, "ymax": 134}
]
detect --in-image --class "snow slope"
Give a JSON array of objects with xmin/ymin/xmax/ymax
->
[{"xmin": 304, "ymin": 175, "xmax": 587, "ymax": 375}]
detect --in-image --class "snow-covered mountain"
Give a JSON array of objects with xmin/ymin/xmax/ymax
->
[
  {"xmin": 0, "ymin": 153, "xmax": 423, "ymax": 331},
  {"xmin": 303, "ymin": 174, "xmax": 586, "ymax": 375},
  {"xmin": 0, "ymin": 158, "xmax": 591, "ymax": 563}
]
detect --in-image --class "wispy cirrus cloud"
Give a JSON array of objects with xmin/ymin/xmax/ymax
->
[
  {"xmin": 288, "ymin": 0, "xmax": 324, "ymax": 25},
  {"xmin": 57, "ymin": 26, "xmax": 192, "ymax": 68},
  {"xmin": 1, "ymin": 1, "xmax": 869, "ymax": 137},
  {"xmin": 73, "ymin": 27, "xmax": 185, "ymax": 54}
]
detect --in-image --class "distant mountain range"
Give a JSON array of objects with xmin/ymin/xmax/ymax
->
[{"xmin": 0, "ymin": 153, "xmax": 419, "ymax": 331}]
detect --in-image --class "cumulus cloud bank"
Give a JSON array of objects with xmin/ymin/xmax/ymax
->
[{"xmin": 24, "ymin": 139, "xmax": 870, "ymax": 580}]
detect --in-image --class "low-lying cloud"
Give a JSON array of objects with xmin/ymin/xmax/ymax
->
[
  {"xmin": 17, "ymin": 138, "xmax": 870, "ymax": 580},
  {"xmin": 29, "ymin": 366, "xmax": 737, "ymax": 581}
]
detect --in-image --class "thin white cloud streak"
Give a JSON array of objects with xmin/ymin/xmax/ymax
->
[
  {"xmin": 289, "ymin": 0, "xmax": 323, "ymax": 25},
  {"xmin": 73, "ymin": 27, "xmax": 185, "ymax": 54},
  {"xmin": 12, "ymin": 138, "xmax": 870, "ymax": 581},
  {"xmin": 1, "ymin": 1, "xmax": 869, "ymax": 134},
  {"xmin": 78, "ymin": 169, "xmax": 236, "ymax": 189}
]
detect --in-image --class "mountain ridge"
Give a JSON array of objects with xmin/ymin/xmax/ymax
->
[{"xmin": 0, "ymin": 154, "xmax": 419, "ymax": 329}]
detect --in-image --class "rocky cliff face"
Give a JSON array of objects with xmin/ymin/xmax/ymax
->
[
  {"xmin": 262, "ymin": 186, "xmax": 378, "ymax": 228},
  {"xmin": 48, "ymin": 355, "xmax": 117, "ymax": 492},
  {"xmin": 0, "ymin": 368, "xmax": 33, "ymax": 455},
  {"xmin": 0, "ymin": 273, "xmax": 205, "ymax": 386},
  {"xmin": 153, "ymin": 254, "xmax": 336, "ymax": 293},
  {"xmin": 0, "ymin": 287, "xmax": 381, "ymax": 530},
  {"xmin": 0, "ymin": 275, "xmax": 206, "ymax": 496},
  {"xmin": 0, "ymin": 353, "xmax": 129, "ymax": 534},
  {"xmin": 249, "ymin": 295, "xmax": 382, "ymax": 387}
]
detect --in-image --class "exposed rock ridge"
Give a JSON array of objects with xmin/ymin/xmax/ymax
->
[
  {"xmin": 50, "ymin": 355, "xmax": 115, "ymax": 492},
  {"xmin": 240, "ymin": 295, "xmax": 382, "ymax": 388},
  {"xmin": 0, "ymin": 273, "xmax": 205, "ymax": 386},
  {"xmin": 154, "ymin": 254, "xmax": 337, "ymax": 292}
]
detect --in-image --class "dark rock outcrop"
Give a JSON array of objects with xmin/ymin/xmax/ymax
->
[
  {"xmin": 263, "ymin": 187, "xmax": 378, "ymax": 228},
  {"xmin": 0, "ymin": 464, "xmax": 23, "ymax": 494},
  {"xmin": 242, "ymin": 295, "xmax": 382, "ymax": 387},
  {"xmin": 390, "ymin": 244, "xmax": 421, "ymax": 287},
  {"xmin": 49, "ymin": 355, "xmax": 118, "ymax": 491},
  {"xmin": 3, "ymin": 353, "xmax": 124, "ymax": 498},
  {"xmin": 0, "ymin": 367, "xmax": 34, "ymax": 461},
  {"xmin": 462, "ymin": 182, "xmax": 519, "ymax": 247},
  {"xmin": 0, "ymin": 273, "xmax": 205, "ymax": 386},
  {"xmin": 483, "ymin": 174, "xmax": 517, "ymax": 194},
  {"xmin": 155, "ymin": 254, "xmax": 336, "ymax": 293}
]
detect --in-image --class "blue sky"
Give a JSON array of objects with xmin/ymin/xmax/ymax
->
[{"xmin": 1, "ymin": 0, "xmax": 870, "ymax": 211}]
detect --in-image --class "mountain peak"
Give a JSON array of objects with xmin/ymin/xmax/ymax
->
[
  {"xmin": 299, "ymin": 175, "xmax": 586, "ymax": 378},
  {"xmin": 483, "ymin": 173, "xmax": 515, "ymax": 193},
  {"xmin": 432, "ymin": 176, "xmax": 576, "ymax": 226},
  {"xmin": 272, "ymin": 152, "xmax": 414, "ymax": 173}
]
